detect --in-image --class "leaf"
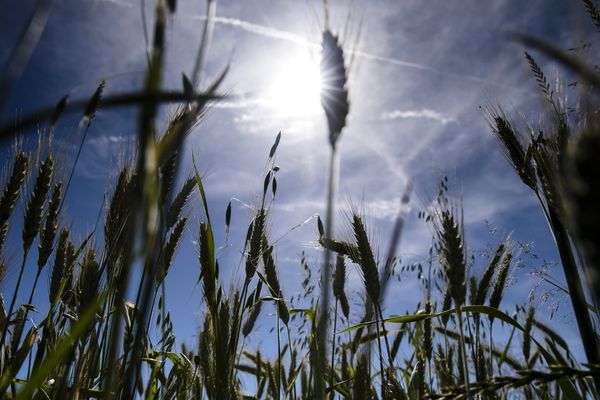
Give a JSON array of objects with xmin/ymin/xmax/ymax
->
[
  {"xmin": 272, "ymin": 177, "xmax": 277, "ymax": 197},
  {"xmin": 289, "ymin": 308, "xmax": 315, "ymax": 322},
  {"xmin": 0, "ymin": 329, "xmax": 36, "ymax": 395},
  {"xmin": 269, "ymin": 131, "xmax": 281, "ymax": 159},
  {"xmin": 336, "ymin": 304, "xmax": 584, "ymax": 398},
  {"xmin": 17, "ymin": 292, "xmax": 107, "ymax": 399},
  {"xmin": 407, "ymin": 360, "xmax": 421, "ymax": 399},
  {"xmin": 317, "ymin": 216, "xmax": 324, "ymax": 237},
  {"xmin": 339, "ymin": 305, "xmax": 523, "ymax": 334},
  {"xmin": 509, "ymin": 32, "xmax": 600, "ymax": 88}
]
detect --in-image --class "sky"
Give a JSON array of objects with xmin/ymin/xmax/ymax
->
[{"xmin": 0, "ymin": 0, "xmax": 595, "ymax": 367}]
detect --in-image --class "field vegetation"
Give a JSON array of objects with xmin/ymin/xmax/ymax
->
[{"xmin": 0, "ymin": 0, "xmax": 599, "ymax": 398}]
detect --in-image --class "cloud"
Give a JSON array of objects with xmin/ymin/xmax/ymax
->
[
  {"xmin": 197, "ymin": 16, "xmax": 317, "ymax": 48},
  {"xmin": 199, "ymin": 15, "xmax": 522, "ymax": 91},
  {"xmin": 100, "ymin": 0, "xmax": 133, "ymax": 7},
  {"xmin": 380, "ymin": 108, "xmax": 455, "ymax": 125}
]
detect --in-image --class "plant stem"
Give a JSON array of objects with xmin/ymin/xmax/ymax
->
[
  {"xmin": 546, "ymin": 206, "xmax": 600, "ymax": 392},
  {"xmin": 330, "ymin": 300, "xmax": 338, "ymax": 399},
  {"xmin": 374, "ymin": 302, "xmax": 386, "ymax": 397},
  {"xmin": 456, "ymin": 305, "xmax": 471, "ymax": 400},
  {"xmin": 1, "ymin": 251, "xmax": 29, "ymax": 349},
  {"xmin": 316, "ymin": 146, "xmax": 338, "ymax": 398}
]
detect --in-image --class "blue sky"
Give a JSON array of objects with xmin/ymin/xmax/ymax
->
[{"xmin": 0, "ymin": 0, "xmax": 594, "ymax": 366}]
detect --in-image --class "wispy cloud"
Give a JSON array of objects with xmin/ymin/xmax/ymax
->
[
  {"xmin": 198, "ymin": 15, "xmax": 525, "ymax": 92},
  {"xmin": 100, "ymin": 0, "xmax": 133, "ymax": 7},
  {"xmin": 197, "ymin": 16, "xmax": 317, "ymax": 48},
  {"xmin": 381, "ymin": 109, "xmax": 455, "ymax": 125}
]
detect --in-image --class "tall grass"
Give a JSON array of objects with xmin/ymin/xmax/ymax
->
[{"xmin": 0, "ymin": 0, "xmax": 599, "ymax": 399}]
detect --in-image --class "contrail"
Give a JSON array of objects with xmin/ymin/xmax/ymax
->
[
  {"xmin": 199, "ymin": 16, "xmax": 319, "ymax": 49},
  {"xmin": 197, "ymin": 15, "xmax": 526, "ymax": 92}
]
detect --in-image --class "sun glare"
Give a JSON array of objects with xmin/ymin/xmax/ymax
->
[{"xmin": 266, "ymin": 51, "xmax": 322, "ymax": 117}]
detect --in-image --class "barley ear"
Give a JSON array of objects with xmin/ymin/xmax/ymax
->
[
  {"xmin": 333, "ymin": 254, "xmax": 350, "ymax": 319},
  {"xmin": 524, "ymin": 51, "xmax": 553, "ymax": 105},
  {"xmin": 475, "ymin": 242, "xmax": 506, "ymax": 305},
  {"xmin": 49, "ymin": 229, "xmax": 69, "ymax": 305},
  {"xmin": 352, "ymin": 213, "xmax": 380, "ymax": 303},
  {"xmin": 440, "ymin": 285, "xmax": 452, "ymax": 326},
  {"xmin": 523, "ymin": 305, "xmax": 535, "ymax": 362},
  {"xmin": 78, "ymin": 247, "xmax": 100, "ymax": 316},
  {"xmin": 321, "ymin": 30, "xmax": 349, "ymax": 149},
  {"xmin": 157, "ymin": 217, "xmax": 187, "ymax": 284},
  {"xmin": 245, "ymin": 208, "xmax": 265, "ymax": 281},
  {"xmin": 37, "ymin": 181, "xmax": 62, "ymax": 269},
  {"xmin": 487, "ymin": 112, "xmax": 537, "ymax": 191},
  {"xmin": 436, "ymin": 209, "xmax": 466, "ymax": 307},
  {"xmin": 166, "ymin": 176, "xmax": 196, "ymax": 229},
  {"xmin": 242, "ymin": 300, "xmax": 262, "ymax": 337},
  {"xmin": 583, "ymin": 0, "xmax": 600, "ymax": 31},
  {"xmin": 489, "ymin": 252, "xmax": 513, "ymax": 317},
  {"xmin": 0, "ymin": 153, "xmax": 29, "ymax": 252},
  {"xmin": 261, "ymin": 235, "xmax": 289, "ymax": 325},
  {"xmin": 22, "ymin": 155, "xmax": 53, "ymax": 252}
]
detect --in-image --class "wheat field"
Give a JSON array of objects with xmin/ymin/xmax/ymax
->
[{"xmin": 0, "ymin": 0, "xmax": 599, "ymax": 399}]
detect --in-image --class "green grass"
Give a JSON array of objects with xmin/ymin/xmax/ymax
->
[{"xmin": 0, "ymin": 0, "xmax": 600, "ymax": 399}]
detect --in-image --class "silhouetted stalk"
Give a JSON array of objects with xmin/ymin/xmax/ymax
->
[
  {"xmin": 286, "ymin": 326, "xmax": 297, "ymax": 399},
  {"xmin": 546, "ymin": 206, "xmax": 600, "ymax": 391},
  {"xmin": 330, "ymin": 300, "xmax": 338, "ymax": 398},
  {"xmin": 456, "ymin": 305, "xmax": 471, "ymax": 400},
  {"xmin": 373, "ymin": 302, "xmax": 386, "ymax": 396},
  {"xmin": 376, "ymin": 303, "xmax": 394, "ymax": 365},
  {"xmin": 317, "ymin": 146, "xmax": 338, "ymax": 397},
  {"xmin": 276, "ymin": 303, "xmax": 282, "ymax": 400}
]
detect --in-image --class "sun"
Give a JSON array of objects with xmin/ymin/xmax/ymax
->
[{"xmin": 265, "ymin": 50, "xmax": 322, "ymax": 117}]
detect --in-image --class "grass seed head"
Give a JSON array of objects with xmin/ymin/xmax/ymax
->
[
  {"xmin": 261, "ymin": 235, "xmax": 289, "ymax": 325},
  {"xmin": 78, "ymin": 247, "xmax": 100, "ymax": 315},
  {"xmin": 488, "ymin": 114, "xmax": 537, "ymax": 191},
  {"xmin": 321, "ymin": 30, "xmax": 349, "ymax": 149},
  {"xmin": 490, "ymin": 252, "xmax": 513, "ymax": 313},
  {"xmin": 166, "ymin": 176, "xmax": 196, "ymax": 229},
  {"xmin": 157, "ymin": 217, "xmax": 187, "ymax": 284},
  {"xmin": 23, "ymin": 155, "xmax": 54, "ymax": 252},
  {"xmin": 38, "ymin": 181, "xmax": 62, "ymax": 269},
  {"xmin": 333, "ymin": 253, "xmax": 350, "ymax": 319},
  {"xmin": 245, "ymin": 208, "xmax": 265, "ymax": 281},
  {"xmin": 0, "ymin": 152, "xmax": 29, "ymax": 251},
  {"xmin": 436, "ymin": 209, "xmax": 466, "ymax": 308},
  {"xmin": 352, "ymin": 213, "xmax": 380, "ymax": 303},
  {"xmin": 475, "ymin": 242, "xmax": 506, "ymax": 306},
  {"xmin": 49, "ymin": 229, "xmax": 69, "ymax": 305}
]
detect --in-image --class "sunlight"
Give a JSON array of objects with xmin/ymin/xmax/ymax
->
[{"xmin": 265, "ymin": 51, "xmax": 322, "ymax": 117}]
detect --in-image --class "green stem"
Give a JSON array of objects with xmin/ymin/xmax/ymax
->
[
  {"xmin": 1, "ymin": 250, "xmax": 29, "ymax": 349},
  {"xmin": 374, "ymin": 301, "xmax": 386, "ymax": 397},
  {"xmin": 330, "ymin": 300, "xmax": 338, "ymax": 399},
  {"xmin": 456, "ymin": 305, "xmax": 471, "ymax": 400},
  {"xmin": 547, "ymin": 207, "xmax": 600, "ymax": 392},
  {"xmin": 276, "ymin": 304, "xmax": 281, "ymax": 400},
  {"xmin": 316, "ymin": 146, "xmax": 338, "ymax": 398}
]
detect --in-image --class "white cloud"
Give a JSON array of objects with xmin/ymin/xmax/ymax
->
[{"xmin": 380, "ymin": 108, "xmax": 455, "ymax": 125}]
